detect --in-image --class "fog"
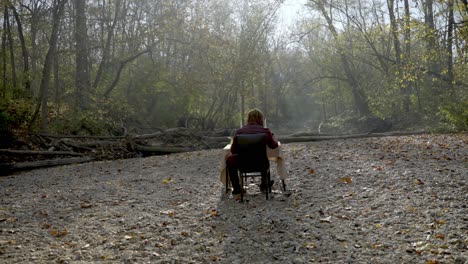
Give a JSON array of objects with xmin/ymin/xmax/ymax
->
[{"xmin": 0, "ymin": 0, "xmax": 466, "ymax": 137}]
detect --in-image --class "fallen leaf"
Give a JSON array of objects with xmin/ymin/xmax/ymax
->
[
  {"xmin": 339, "ymin": 176, "xmax": 352, "ymax": 184},
  {"xmin": 303, "ymin": 242, "xmax": 317, "ymax": 249},
  {"xmin": 308, "ymin": 168, "xmax": 315, "ymax": 174},
  {"xmin": 0, "ymin": 240, "xmax": 16, "ymax": 245},
  {"xmin": 210, "ymin": 256, "xmax": 218, "ymax": 261},
  {"xmin": 293, "ymin": 200, "xmax": 299, "ymax": 208},
  {"xmin": 162, "ymin": 177, "xmax": 172, "ymax": 184},
  {"xmin": 80, "ymin": 202, "xmax": 92, "ymax": 208},
  {"xmin": 181, "ymin": 231, "xmax": 189, "ymax": 237},
  {"xmin": 210, "ymin": 210, "xmax": 220, "ymax": 217},
  {"xmin": 414, "ymin": 179, "xmax": 424, "ymax": 185},
  {"xmin": 50, "ymin": 228, "xmax": 67, "ymax": 237}
]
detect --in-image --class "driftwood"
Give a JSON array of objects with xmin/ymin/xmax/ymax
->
[
  {"xmin": 0, "ymin": 157, "xmax": 95, "ymax": 176},
  {"xmin": 132, "ymin": 131, "xmax": 163, "ymax": 139},
  {"xmin": 135, "ymin": 144, "xmax": 188, "ymax": 154},
  {"xmin": 64, "ymin": 140, "xmax": 120, "ymax": 147},
  {"xmin": 35, "ymin": 133, "xmax": 125, "ymax": 140},
  {"xmin": 0, "ymin": 149, "xmax": 83, "ymax": 156},
  {"xmin": 278, "ymin": 130, "xmax": 427, "ymax": 143}
]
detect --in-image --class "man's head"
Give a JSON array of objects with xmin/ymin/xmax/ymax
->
[{"xmin": 247, "ymin": 108, "xmax": 264, "ymax": 126}]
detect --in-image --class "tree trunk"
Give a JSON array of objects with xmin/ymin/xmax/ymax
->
[
  {"xmin": 11, "ymin": 5, "xmax": 31, "ymax": 93},
  {"xmin": 403, "ymin": 0, "xmax": 411, "ymax": 112},
  {"xmin": 30, "ymin": 7, "xmax": 40, "ymax": 97},
  {"xmin": 387, "ymin": 0, "xmax": 411, "ymax": 112},
  {"xmin": 30, "ymin": 0, "xmax": 67, "ymax": 131},
  {"xmin": 54, "ymin": 44, "xmax": 61, "ymax": 108},
  {"xmin": 446, "ymin": 0, "xmax": 454, "ymax": 92},
  {"xmin": 5, "ymin": 7, "xmax": 17, "ymax": 91},
  {"xmin": 93, "ymin": 0, "xmax": 121, "ymax": 90},
  {"xmin": 1, "ymin": 6, "xmax": 7, "ymax": 98},
  {"xmin": 314, "ymin": 0, "xmax": 371, "ymax": 116},
  {"xmin": 74, "ymin": 0, "xmax": 91, "ymax": 110}
]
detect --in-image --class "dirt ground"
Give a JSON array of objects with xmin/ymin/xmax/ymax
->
[{"xmin": 0, "ymin": 133, "xmax": 467, "ymax": 263}]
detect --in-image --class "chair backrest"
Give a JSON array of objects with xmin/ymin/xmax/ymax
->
[{"xmin": 236, "ymin": 133, "xmax": 269, "ymax": 173}]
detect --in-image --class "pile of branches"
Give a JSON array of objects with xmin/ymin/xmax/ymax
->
[{"xmin": 0, "ymin": 128, "xmax": 233, "ymax": 175}]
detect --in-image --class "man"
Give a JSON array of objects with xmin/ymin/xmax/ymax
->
[{"xmin": 226, "ymin": 109, "xmax": 278, "ymax": 196}]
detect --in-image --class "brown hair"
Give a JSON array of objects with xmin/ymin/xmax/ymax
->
[{"xmin": 247, "ymin": 108, "xmax": 264, "ymax": 126}]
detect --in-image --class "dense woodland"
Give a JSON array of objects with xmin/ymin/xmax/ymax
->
[{"xmin": 0, "ymin": 0, "xmax": 467, "ymax": 145}]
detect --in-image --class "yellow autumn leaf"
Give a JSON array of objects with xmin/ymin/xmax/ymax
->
[
  {"xmin": 50, "ymin": 228, "xmax": 67, "ymax": 237},
  {"xmin": 210, "ymin": 210, "xmax": 220, "ymax": 217},
  {"xmin": 162, "ymin": 177, "xmax": 172, "ymax": 184},
  {"xmin": 339, "ymin": 176, "xmax": 352, "ymax": 184}
]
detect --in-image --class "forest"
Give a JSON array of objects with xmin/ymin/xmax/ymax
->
[
  {"xmin": 0, "ymin": 0, "xmax": 467, "ymax": 146},
  {"xmin": 0, "ymin": 1, "xmax": 467, "ymax": 262}
]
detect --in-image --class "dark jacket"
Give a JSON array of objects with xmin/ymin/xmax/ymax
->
[{"xmin": 230, "ymin": 124, "xmax": 278, "ymax": 155}]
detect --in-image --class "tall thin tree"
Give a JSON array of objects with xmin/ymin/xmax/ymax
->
[
  {"xmin": 74, "ymin": 0, "xmax": 90, "ymax": 110},
  {"xmin": 29, "ymin": 0, "xmax": 67, "ymax": 131}
]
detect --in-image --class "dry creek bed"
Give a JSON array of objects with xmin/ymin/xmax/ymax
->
[{"xmin": 0, "ymin": 134, "xmax": 467, "ymax": 263}]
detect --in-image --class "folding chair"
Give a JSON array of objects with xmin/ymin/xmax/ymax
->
[{"xmin": 236, "ymin": 133, "xmax": 271, "ymax": 202}]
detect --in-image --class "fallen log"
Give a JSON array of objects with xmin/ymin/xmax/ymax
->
[
  {"xmin": 0, "ymin": 149, "xmax": 83, "ymax": 156},
  {"xmin": 203, "ymin": 136, "xmax": 231, "ymax": 144},
  {"xmin": 132, "ymin": 131, "xmax": 163, "ymax": 139},
  {"xmin": 278, "ymin": 130, "xmax": 427, "ymax": 143},
  {"xmin": 0, "ymin": 157, "xmax": 95, "ymax": 176},
  {"xmin": 135, "ymin": 144, "xmax": 188, "ymax": 154},
  {"xmin": 34, "ymin": 133, "xmax": 125, "ymax": 140}
]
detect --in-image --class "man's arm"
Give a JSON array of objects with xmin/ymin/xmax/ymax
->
[{"xmin": 265, "ymin": 129, "xmax": 278, "ymax": 149}]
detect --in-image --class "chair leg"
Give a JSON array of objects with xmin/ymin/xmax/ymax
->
[
  {"xmin": 266, "ymin": 172, "xmax": 270, "ymax": 200},
  {"xmin": 225, "ymin": 166, "xmax": 229, "ymax": 194},
  {"xmin": 240, "ymin": 173, "xmax": 244, "ymax": 203}
]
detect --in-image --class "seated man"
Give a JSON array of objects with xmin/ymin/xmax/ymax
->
[{"xmin": 226, "ymin": 108, "xmax": 278, "ymax": 195}]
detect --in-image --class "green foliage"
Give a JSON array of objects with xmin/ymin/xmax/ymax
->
[
  {"xmin": 48, "ymin": 99, "xmax": 133, "ymax": 135},
  {"xmin": 0, "ymin": 110, "xmax": 14, "ymax": 147},
  {"xmin": 437, "ymin": 101, "xmax": 468, "ymax": 131},
  {"xmin": 0, "ymin": 96, "xmax": 34, "ymax": 147},
  {"xmin": 48, "ymin": 110, "xmax": 114, "ymax": 135},
  {"xmin": 0, "ymin": 97, "xmax": 34, "ymax": 130}
]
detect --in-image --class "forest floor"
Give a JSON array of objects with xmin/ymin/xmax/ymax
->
[{"xmin": 0, "ymin": 133, "xmax": 467, "ymax": 263}]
